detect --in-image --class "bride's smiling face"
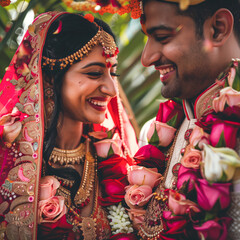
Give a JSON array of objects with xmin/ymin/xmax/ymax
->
[{"xmin": 61, "ymin": 45, "xmax": 118, "ymax": 124}]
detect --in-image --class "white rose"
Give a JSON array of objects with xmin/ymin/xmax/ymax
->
[{"xmin": 202, "ymin": 144, "xmax": 240, "ymax": 182}]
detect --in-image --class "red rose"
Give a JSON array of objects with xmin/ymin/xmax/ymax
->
[
  {"xmin": 134, "ymin": 144, "xmax": 165, "ymax": 173},
  {"xmin": 38, "ymin": 215, "xmax": 74, "ymax": 239},
  {"xmin": 98, "ymin": 155, "xmax": 130, "ymax": 180},
  {"xmin": 109, "ymin": 233, "xmax": 138, "ymax": 240},
  {"xmin": 156, "ymin": 100, "xmax": 184, "ymax": 128},
  {"xmin": 161, "ymin": 211, "xmax": 188, "ymax": 237},
  {"xmin": 99, "ymin": 178, "xmax": 126, "ymax": 206}
]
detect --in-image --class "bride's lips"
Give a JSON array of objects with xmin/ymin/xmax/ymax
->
[
  {"xmin": 155, "ymin": 64, "xmax": 176, "ymax": 83},
  {"xmin": 87, "ymin": 97, "xmax": 109, "ymax": 111}
]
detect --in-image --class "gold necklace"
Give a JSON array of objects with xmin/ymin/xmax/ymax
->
[
  {"xmin": 49, "ymin": 143, "xmax": 85, "ymax": 165},
  {"xmin": 55, "ymin": 139, "xmax": 96, "ymax": 208},
  {"xmin": 65, "ymin": 175, "xmax": 99, "ymax": 240}
]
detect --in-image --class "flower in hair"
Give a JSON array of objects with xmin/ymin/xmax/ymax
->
[{"xmin": 84, "ymin": 14, "xmax": 95, "ymax": 23}]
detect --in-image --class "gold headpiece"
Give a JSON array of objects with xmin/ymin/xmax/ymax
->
[
  {"xmin": 61, "ymin": 0, "xmax": 205, "ymax": 18},
  {"xmin": 42, "ymin": 24, "xmax": 118, "ymax": 70}
]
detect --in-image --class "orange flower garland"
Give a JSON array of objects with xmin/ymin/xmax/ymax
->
[
  {"xmin": 61, "ymin": 0, "xmax": 141, "ymax": 19},
  {"xmin": 0, "ymin": 0, "xmax": 10, "ymax": 7}
]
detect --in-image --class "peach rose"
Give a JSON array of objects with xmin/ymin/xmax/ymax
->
[
  {"xmin": 212, "ymin": 87, "xmax": 240, "ymax": 113},
  {"xmin": 39, "ymin": 176, "xmax": 60, "ymax": 201},
  {"xmin": 168, "ymin": 190, "xmax": 200, "ymax": 216},
  {"xmin": 127, "ymin": 208, "xmax": 146, "ymax": 226},
  {"xmin": 127, "ymin": 166, "xmax": 162, "ymax": 189},
  {"xmin": 181, "ymin": 148, "xmax": 202, "ymax": 169},
  {"xmin": 125, "ymin": 184, "xmax": 153, "ymax": 208},
  {"xmin": 147, "ymin": 121, "xmax": 176, "ymax": 147},
  {"xmin": 189, "ymin": 126, "xmax": 209, "ymax": 149},
  {"xmin": 38, "ymin": 196, "xmax": 66, "ymax": 223},
  {"xmin": 94, "ymin": 138, "xmax": 123, "ymax": 158}
]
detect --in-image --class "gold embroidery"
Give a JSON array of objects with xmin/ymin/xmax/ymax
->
[
  {"xmin": 19, "ymin": 142, "xmax": 34, "ymax": 155},
  {"xmin": 195, "ymin": 83, "xmax": 223, "ymax": 119}
]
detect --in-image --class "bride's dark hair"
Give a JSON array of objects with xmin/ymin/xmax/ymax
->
[{"xmin": 41, "ymin": 13, "xmax": 116, "ymax": 205}]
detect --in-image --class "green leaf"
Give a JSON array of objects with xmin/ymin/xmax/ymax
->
[
  {"xmin": 171, "ymin": 98, "xmax": 182, "ymax": 105},
  {"xmin": 148, "ymin": 124, "xmax": 159, "ymax": 146},
  {"xmin": 107, "ymin": 145, "xmax": 114, "ymax": 156},
  {"xmin": 166, "ymin": 113, "xmax": 178, "ymax": 128},
  {"xmin": 215, "ymin": 131, "xmax": 226, "ymax": 148},
  {"xmin": 203, "ymin": 199, "xmax": 221, "ymax": 222},
  {"xmin": 178, "ymin": 179, "xmax": 190, "ymax": 195},
  {"xmin": 220, "ymin": 170, "xmax": 228, "ymax": 182},
  {"xmin": 107, "ymin": 127, "xmax": 116, "ymax": 139},
  {"xmin": 232, "ymin": 65, "xmax": 240, "ymax": 91}
]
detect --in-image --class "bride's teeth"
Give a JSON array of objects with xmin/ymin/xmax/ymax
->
[{"xmin": 89, "ymin": 99, "xmax": 107, "ymax": 107}]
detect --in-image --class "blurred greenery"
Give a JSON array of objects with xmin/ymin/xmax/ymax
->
[{"xmin": 0, "ymin": 0, "xmax": 164, "ymax": 139}]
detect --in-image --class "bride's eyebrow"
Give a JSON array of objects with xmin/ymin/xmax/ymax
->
[{"xmin": 82, "ymin": 62, "xmax": 106, "ymax": 69}]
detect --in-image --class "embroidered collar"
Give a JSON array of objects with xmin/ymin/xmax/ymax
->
[{"xmin": 183, "ymin": 82, "xmax": 224, "ymax": 120}]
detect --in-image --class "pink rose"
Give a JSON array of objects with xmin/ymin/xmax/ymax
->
[
  {"xmin": 127, "ymin": 165, "xmax": 162, "ymax": 189},
  {"xmin": 39, "ymin": 176, "xmax": 60, "ymax": 201},
  {"xmin": 127, "ymin": 208, "xmax": 146, "ymax": 226},
  {"xmin": 147, "ymin": 121, "xmax": 176, "ymax": 147},
  {"xmin": 180, "ymin": 148, "xmax": 202, "ymax": 169},
  {"xmin": 133, "ymin": 145, "xmax": 166, "ymax": 174},
  {"xmin": 168, "ymin": 190, "xmax": 200, "ymax": 216},
  {"xmin": 193, "ymin": 217, "xmax": 232, "ymax": 240},
  {"xmin": 197, "ymin": 114, "xmax": 240, "ymax": 148},
  {"xmin": 125, "ymin": 184, "xmax": 153, "ymax": 208},
  {"xmin": 189, "ymin": 126, "xmax": 209, "ymax": 149},
  {"xmin": 177, "ymin": 165, "xmax": 200, "ymax": 192},
  {"xmin": 195, "ymin": 179, "xmax": 231, "ymax": 211},
  {"xmin": 210, "ymin": 121, "xmax": 239, "ymax": 148},
  {"xmin": 38, "ymin": 196, "xmax": 67, "ymax": 223},
  {"xmin": 213, "ymin": 87, "xmax": 240, "ymax": 113},
  {"xmin": 94, "ymin": 138, "xmax": 123, "ymax": 158}
]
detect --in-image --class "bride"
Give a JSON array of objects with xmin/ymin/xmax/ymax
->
[{"xmin": 0, "ymin": 12, "xmax": 138, "ymax": 240}]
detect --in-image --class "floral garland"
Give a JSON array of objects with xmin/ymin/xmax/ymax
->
[
  {"xmin": 124, "ymin": 59, "xmax": 240, "ymax": 239},
  {"xmin": 62, "ymin": 0, "xmax": 142, "ymax": 19}
]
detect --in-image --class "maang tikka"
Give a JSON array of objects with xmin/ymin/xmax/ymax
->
[{"xmin": 42, "ymin": 17, "xmax": 119, "ymax": 70}]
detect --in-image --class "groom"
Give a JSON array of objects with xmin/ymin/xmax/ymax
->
[{"xmin": 136, "ymin": 0, "xmax": 240, "ymax": 239}]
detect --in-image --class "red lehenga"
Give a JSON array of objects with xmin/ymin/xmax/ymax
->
[{"xmin": 0, "ymin": 12, "xmax": 138, "ymax": 240}]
